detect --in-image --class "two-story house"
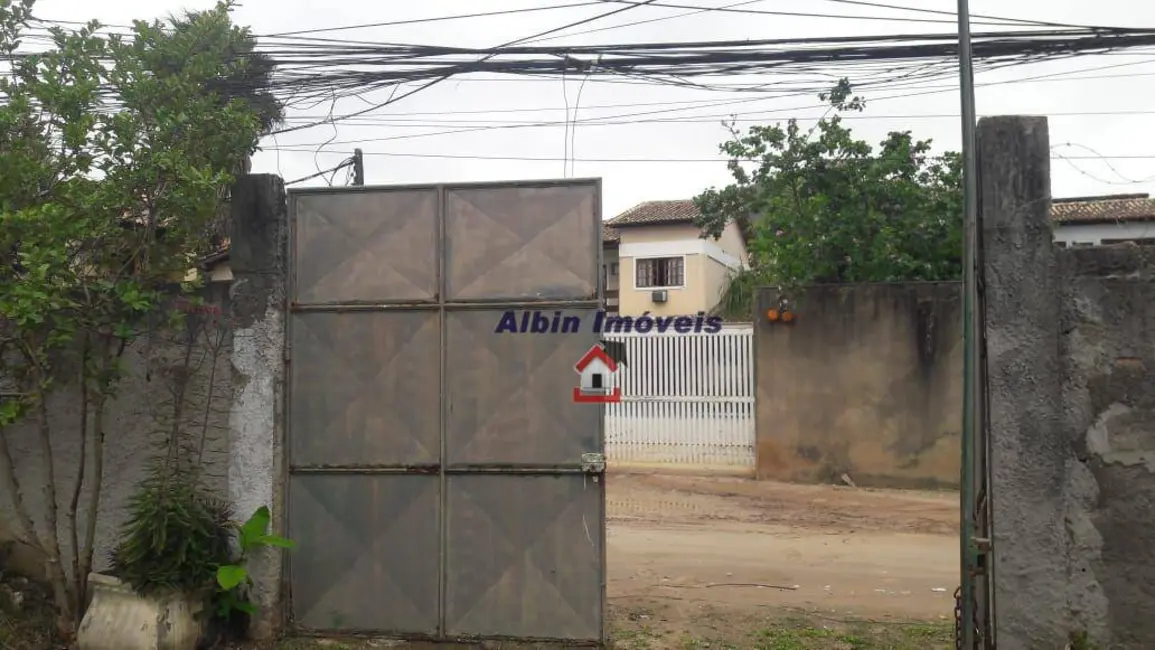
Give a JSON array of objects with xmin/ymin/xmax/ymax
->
[{"xmin": 601, "ymin": 200, "xmax": 748, "ymax": 317}]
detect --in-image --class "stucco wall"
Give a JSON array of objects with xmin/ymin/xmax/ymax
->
[
  {"xmin": 754, "ymin": 282, "xmax": 962, "ymax": 489},
  {"xmin": 0, "ymin": 288, "xmax": 233, "ymax": 579},
  {"xmin": 617, "ymin": 222, "xmax": 703, "ymax": 245},
  {"xmin": 618, "ymin": 253, "xmax": 708, "ymax": 316},
  {"xmin": 714, "ymin": 220, "xmax": 747, "ymax": 261},
  {"xmin": 615, "ymin": 222, "xmax": 746, "ymax": 317},
  {"xmin": 701, "ymin": 254, "xmax": 733, "ymax": 314}
]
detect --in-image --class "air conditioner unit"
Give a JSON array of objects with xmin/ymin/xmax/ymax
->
[{"xmin": 651, "ymin": 290, "xmax": 668, "ymax": 303}]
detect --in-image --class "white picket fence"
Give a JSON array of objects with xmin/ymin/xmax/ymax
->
[{"xmin": 603, "ymin": 324, "xmax": 756, "ymax": 469}]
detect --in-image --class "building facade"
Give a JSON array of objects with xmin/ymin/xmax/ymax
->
[{"xmin": 601, "ymin": 200, "xmax": 748, "ymax": 317}]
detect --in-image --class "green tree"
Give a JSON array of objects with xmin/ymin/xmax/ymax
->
[
  {"xmin": 146, "ymin": 2, "xmax": 285, "ymax": 248},
  {"xmin": 165, "ymin": 8, "xmax": 283, "ymax": 136},
  {"xmin": 694, "ymin": 79, "xmax": 963, "ymax": 320},
  {"xmin": 0, "ymin": 0, "xmax": 272, "ymax": 637}
]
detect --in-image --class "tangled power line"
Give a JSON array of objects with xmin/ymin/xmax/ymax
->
[
  {"xmin": 249, "ymin": 28, "xmax": 1155, "ymax": 130},
  {"xmin": 10, "ymin": 2, "xmax": 1155, "ymax": 185}
]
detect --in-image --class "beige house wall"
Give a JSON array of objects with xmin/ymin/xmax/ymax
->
[
  {"xmin": 618, "ymin": 253, "xmax": 710, "ymax": 316},
  {"xmin": 714, "ymin": 221, "xmax": 747, "ymax": 260},
  {"xmin": 615, "ymin": 222, "xmax": 746, "ymax": 317}
]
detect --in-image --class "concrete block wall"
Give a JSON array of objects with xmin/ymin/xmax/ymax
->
[{"xmin": 982, "ymin": 115, "xmax": 1155, "ymax": 649}]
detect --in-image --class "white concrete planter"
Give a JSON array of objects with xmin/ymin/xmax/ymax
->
[{"xmin": 77, "ymin": 573, "xmax": 204, "ymax": 650}]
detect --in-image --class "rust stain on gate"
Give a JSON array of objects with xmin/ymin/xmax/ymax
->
[{"xmin": 284, "ymin": 180, "xmax": 607, "ymax": 645}]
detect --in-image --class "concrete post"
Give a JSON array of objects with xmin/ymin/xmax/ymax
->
[
  {"xmin": 227, "ymin": 174, "xmax": 287, "ymax": 639},
  {"xmin": 978, "ymin": 116, "xmax": 1068, "ymax": 648}
]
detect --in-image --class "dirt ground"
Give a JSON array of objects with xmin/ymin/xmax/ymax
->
[
  {"xmin": 605, "ymin": 472, "xmax": 960, "ymax": 648},
  {"xmin": 6, "ymin": 472, "xmax": 962, "ymax": 650}
]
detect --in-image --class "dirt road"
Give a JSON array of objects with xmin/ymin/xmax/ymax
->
[{"xmin": 606, "ymin": 473, "xmax": 960, "ymax": 644}]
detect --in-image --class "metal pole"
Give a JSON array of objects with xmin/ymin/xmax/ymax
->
[
  {"xmin": 956, "ymin": 0, "xmax": 987, "ymax": 647},
  {"xmin": 352, "ymin": 148, "xmax": 365, "ymax": 186}
]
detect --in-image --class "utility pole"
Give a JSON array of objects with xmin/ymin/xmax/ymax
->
[
  {"xmin": 956, "ymin": 0, "xmax": 991, "ymax": 647},
  {"xmin": 352, "ymin": 148, "xmax": 365, "ymax": 186}
]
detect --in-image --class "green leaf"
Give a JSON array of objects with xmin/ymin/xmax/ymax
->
[
  {"xmin": 234, "ymin": 600, "xmax": 258, "ymax": 615},
  {"xmin": 216, "ymin": 564, "xmax": 248, "ymax": 590},
  {"xmin": 257, "ymin": 534, "xmax": 296, "ymax": 550},
  {"xmin": 239, "ymin": 506, "xmax": 271, "ymax": 549}
]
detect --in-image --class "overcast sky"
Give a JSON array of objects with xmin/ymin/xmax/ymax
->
[{"xmin": 29, "ymin": 0, "xmax": 1155, "ymax": 217}]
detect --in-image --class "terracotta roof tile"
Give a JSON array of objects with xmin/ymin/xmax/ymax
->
[
  {"xmin": 607, "ymin": 199, "xmax": 700, "ymax": 227},
  {"xmin": 604, "ymin": 194, "xmax": 1155, "ymax": 232},
  {"xmin": 1051, "ymin": 194, "xmax": 1155, "ymax": 224},
  {"xmin": 602, "ymin": 222, "xmax": 620, "ymax": 244}
]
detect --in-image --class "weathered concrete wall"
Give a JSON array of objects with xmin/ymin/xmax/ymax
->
[
  {"xmin": 226, "ymin": 174, "xmax": 287, "ymax": 639},
  {"xmin": 980, "ymin": 115, "xmax": 1070, "ymax": 649},
  {"xmin": 0, "ymin": 175, "xmax": 288, "ymax": 639},
  {"xmin": 983, "ymin": 115, "xmax": 1155, "ymax": 649},
  {"xmin": 754, "ymin": 282, "xmax": 962, "ymax": 489},
  {"xmin": 0, "ymin": 287, "xmax": 233, "ymax": 580},
  {"xmin": 1060, "ymin": 245, "xmax": 1155, "ymax": 649}
]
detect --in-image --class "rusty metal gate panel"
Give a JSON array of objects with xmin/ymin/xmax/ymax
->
[{"xmin": 285, "ymin": 180, "xmax": 606, "ymax": 645}]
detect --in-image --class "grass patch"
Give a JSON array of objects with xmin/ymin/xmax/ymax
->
[
  {"xmin": 748, "ymin": 617, "xmax": 953, "ymax": 650},
  {"xmin": 612, "ymin": 611, "xmax": 954, "ymax": 650}
]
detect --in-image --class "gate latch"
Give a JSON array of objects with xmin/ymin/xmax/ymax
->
[{"xmin": 581, "ymin": 453, "xmax": 606, "ymax": 473}]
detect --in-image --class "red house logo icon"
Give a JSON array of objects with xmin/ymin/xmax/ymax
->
[{"xmin": 573, "ymin": 343, "xmax": 621, "ymax": 403}]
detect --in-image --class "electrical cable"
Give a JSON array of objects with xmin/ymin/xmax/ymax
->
[
  {"xmin": 794, "ymin": 0, "xmax": 1101, "ymax": 29},
  {"xmin": 524, "ymin": 0, "xmax": 771, "ymax": 44},
  {"xmin": 261, "ymin": 2, "xmax": 608, "ymax": 38},
  {"xmin": 265, "ymin": 0, "xmax": 664, "ymax": 135},
  {"xmin": 569, "ymin": 70, "xmax": 593, "ymax": 177},
  {"xmin": 284, "ymin": 158, "xmax": 354, "ymax": 185},
  {"xmin": 594, "ymin": 0, "xmax": 1108, "ymax": 28},
  {"xmin": 263, "ymin": 150, "xmax": 1155, "ymax": 163},
  {"xmin": 240, "ymin": 29, "xmax": 1155, "ymax": 137},
  {"xmin": 270, "ymin": 64, "xmax": 1155, "ymax": 148},
  {"xmin": 277, "ymin": 107, "xmax": 1155, "ymax": 130}
]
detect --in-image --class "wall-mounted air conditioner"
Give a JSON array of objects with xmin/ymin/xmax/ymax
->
[{"xmin": 651, "ymin": 290, "xmax": 668, "ymax": 303}]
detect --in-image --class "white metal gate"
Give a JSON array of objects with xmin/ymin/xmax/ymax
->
[{"xmin": 604, "ymin": 325, "xmax": 755, "ymax": 469}]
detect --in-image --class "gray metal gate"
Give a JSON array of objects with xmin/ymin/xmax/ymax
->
[{"xmin": 284, "ymin": 180, "xmax": 606, "ymax": 644}]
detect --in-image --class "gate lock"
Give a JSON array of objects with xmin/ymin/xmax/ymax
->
[{"xmin": 581, "ymin": 453, "xmax": 606, "ymax": 473}]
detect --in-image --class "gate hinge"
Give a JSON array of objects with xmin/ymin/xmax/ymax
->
[{"xmin": 581, "ymin": 453, "xmax": 606, "ymax": 473}]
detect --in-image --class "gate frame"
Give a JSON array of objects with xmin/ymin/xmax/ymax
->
[{"xmin": 280, "ymin": 179, "xmax": 608, "ymax": 645}]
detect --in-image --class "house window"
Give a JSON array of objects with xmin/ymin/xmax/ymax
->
[
  {"xmin": 636, "ymin": 257, "xmax": 684, "ymax": 288},
  {"xmin": 610, "ymin": 263, "xmax": 619, "ymax": 276}
]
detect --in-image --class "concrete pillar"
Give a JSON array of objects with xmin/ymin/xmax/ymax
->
[
  {"xmin": 979, "ymin": 116, "xmax": 1068, "ymax": 649},
  {"xmin": 227, "ymin": 174, "xmax": 287, "ymax": 639}
]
